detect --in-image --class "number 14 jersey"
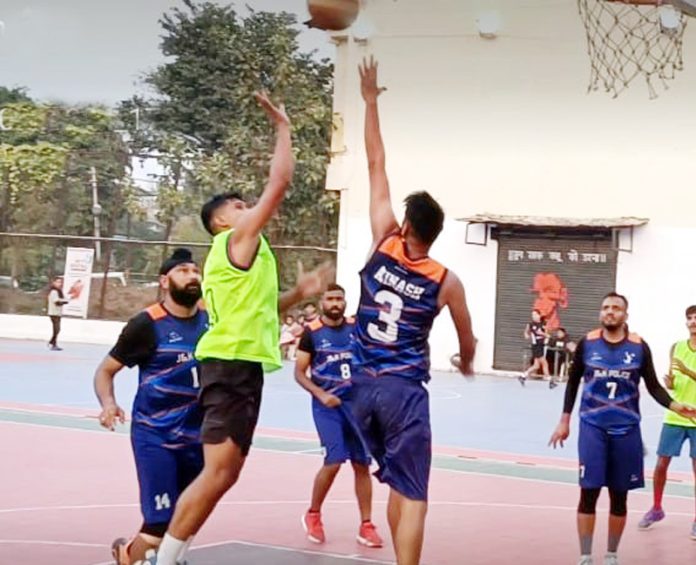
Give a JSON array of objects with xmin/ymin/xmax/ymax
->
[{"xmin": 353, "ymin": 233, "xmax": 447, "ymax": 382}]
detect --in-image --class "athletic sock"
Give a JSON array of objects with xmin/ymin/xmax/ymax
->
[
  {"xmin": 176, "ymin": 536, "xmax": 193, "ymax": 563},
  {"xmin": 156, "ymin": 534, "xmax": 186, "ymax": 565}
]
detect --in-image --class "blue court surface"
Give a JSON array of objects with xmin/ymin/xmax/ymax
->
[{"xmin": 0, "ymin": 337, "xmax": 690, "ymax": 473}]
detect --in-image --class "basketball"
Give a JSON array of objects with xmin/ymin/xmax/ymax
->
[{"xmin": 305, "ymin": 0, "xmax": 360, "ymax": 31}]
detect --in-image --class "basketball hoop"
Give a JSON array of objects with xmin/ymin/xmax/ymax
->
[{"xmin": 577, "ymin": 0, "xmax": 692, "ymax": 98}]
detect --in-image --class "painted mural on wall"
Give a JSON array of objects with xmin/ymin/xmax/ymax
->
[{"xmin": 494, "ymin": 238, "xmax": 616, "ymax": 371}]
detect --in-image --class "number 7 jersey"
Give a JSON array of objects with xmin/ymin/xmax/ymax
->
[{"xmin": 353, "ymin": 233, "xmax": 447, "ymax": 382}]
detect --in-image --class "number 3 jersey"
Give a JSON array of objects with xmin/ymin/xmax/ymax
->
[
  {"xmin": 575, "ymin": 329, "xmax": 650, "ymax": 433},
  {"xmin": 353, "ymin": 233, "xmax": 447, "ymax": 382},
  {"xmin": 109, "ymin": 303, "xmax": 209, "ymax": 448},
  {"xmin": 299, "ymin": 317, "xmax": 355, "ymax": 397}
]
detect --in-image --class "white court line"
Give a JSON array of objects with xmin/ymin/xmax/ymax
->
[
  {"xmin": 435, "ymin": 467, "xmax": 695, "ymax": 499},
  {"xmin": 0, "ymin": 539, "xmax": 109, "ymax": 548},
  {"xmin": 1, "ymin": 421, "xmax": 692, "ymax": 496},
  {"xmin": 87, "ymin": 537, "xmax": 393, "ymax": 565},
  {"xmin": 2, "ymin": 498, "xmax": 694, "ymax": 517},
  {"xmin": 0, "ymin": 420, "xmax": 123, "ymax": 437},
  {"xmin": 428, "ymin": 389, "xmax": 462, "ymax": 400},
  {"xmin": 0, "ymin": 404, "xmax": 98, "ymax": 416}
]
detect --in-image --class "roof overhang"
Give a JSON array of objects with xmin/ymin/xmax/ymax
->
[{"xmin": 458, "ymin": 214, "xmax": 649, "ymax": 229}]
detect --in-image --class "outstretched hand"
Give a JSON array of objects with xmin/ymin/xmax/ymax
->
[
  {"xmin": 295, "ymin": 260, "xmax": 335, "ymax": 300},
  {"xmin": 359, "ymin": 56, "xmax": 387, "ymax": 103},
  {"xmin": 254, "ymin": 91, "xmax": 290, "ymax": 127},
  {"xmin": 672, "ymin": 358, "xmax": 696, "ymax": 379}
]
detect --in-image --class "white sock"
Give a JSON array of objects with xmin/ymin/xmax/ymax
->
[
  {"xmin": 156, "ymin": 534, "xmax": 186, "ymax": 565},
  {"xmin": 176, "ymin": 536, "xmax": 194, "ymax": 562}
]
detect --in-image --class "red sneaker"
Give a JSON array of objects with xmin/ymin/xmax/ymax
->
[
  {"xmin": 357, "ymin": 521, "xmax": 383, "ymax": 548},
  {"xmin": 302, "ymin": 510, "xmax": 325, "ymax": 544}
]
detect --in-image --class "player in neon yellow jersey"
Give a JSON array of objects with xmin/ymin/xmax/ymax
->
[
  {"xmin": 639, "ymin": 304, "xmax": 696, "ymax": 540},
  {"xmin": 152, "ymin": 92, "xmax": 331, "ymax": 565}
]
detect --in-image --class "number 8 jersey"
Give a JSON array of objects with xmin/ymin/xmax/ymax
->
[
  {"xmin": 299, "ymin": 317, "xmax": 356, "ymax": 397},
  {"xmin": 353, "ymin": 233, "xmax": 446, "ymax": 382}
]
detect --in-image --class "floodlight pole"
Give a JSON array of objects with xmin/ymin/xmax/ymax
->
[{"xmin": 90, "ymin": 166, "xmax": 102, "ymax": 262}]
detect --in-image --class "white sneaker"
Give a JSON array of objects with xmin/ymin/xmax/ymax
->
[
  {"xmin": 604, "ymin": 553, "xmax": 619, "ymax": 565},
  {"xmin": 578, "ymin": 556, "xmax": 593, "ymax": 565}
]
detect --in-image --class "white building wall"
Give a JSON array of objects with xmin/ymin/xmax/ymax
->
[{"xmin": 329, "ymin": 0, "xmax": 696, "ymax": 373}]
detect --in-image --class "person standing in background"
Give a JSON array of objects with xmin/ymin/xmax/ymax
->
[{"xmin": 47, "ymin": 276, "xmax": 69, "ymax": 351}]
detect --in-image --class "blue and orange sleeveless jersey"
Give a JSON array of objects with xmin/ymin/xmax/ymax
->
[
  {"xmin": 579, "ymin": 329, "xmax": 645, "ymax": 433},
  {"xmin": 305, "ymin": 317, "xmax": 355, "ymax": 397},
  {"xmin": 132, "ymin": 304, "xmax": 208, "ymax": 448},
  {"xmin": 353, "ymin": 233, "xmax": 447, "ymax": 382}
]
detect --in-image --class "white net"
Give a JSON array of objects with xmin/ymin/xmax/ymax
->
[{"xmin": 577, "ymin": 0, "xmax": 688, "ymax": 98}]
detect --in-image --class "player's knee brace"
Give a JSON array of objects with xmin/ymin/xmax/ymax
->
[
  {"xmin": 608, "ymin": 489, "xmax": 628, "ymax": 517},
  {"xmin": 140, "ymin": 521, "xmax": 168, "ymax": 539},
  {"xmin": 578, "ymin": 488, "xmax": 601, "ymax": 514}
]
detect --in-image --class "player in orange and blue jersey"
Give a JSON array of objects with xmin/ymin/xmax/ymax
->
[
  {"xmin": 94, "ymin": 249, "xmax": 208, "ymax": 565},
  {"xmin": 295, "ymin": 284, "xmax": 383, "ymax": 548},
  {"xmin": 351, "ymin": 57, "xmax": 477, "ymax": 565},
  {"xmin": 549, "ymin": 292, "xmax": 696, "ymax": 565}
]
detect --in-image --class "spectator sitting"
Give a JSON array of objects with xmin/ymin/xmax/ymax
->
[
  {"xmin": 546, "ymin": 327, "xmax": 575, "ymax": 381},
  {"xmin": 280, "ymin": 314, "xmax": 298, "ymax": 359}
]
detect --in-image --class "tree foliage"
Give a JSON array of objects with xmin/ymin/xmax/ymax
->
[
  {"xmin": 0, "ymin": 96, "xmax": 132, "ymax": 286},
  {"xmin": 138, "ymin": 1, "xmax": 338, "ymax": 284}
]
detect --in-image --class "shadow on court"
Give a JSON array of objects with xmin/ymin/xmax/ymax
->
[{"xmin": 185, "ymin": 541, "xmax": 387, "ymax": 564}]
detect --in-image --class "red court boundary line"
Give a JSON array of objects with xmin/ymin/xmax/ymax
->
[{"xmin": 2, "ymin": 402, "xmax": 694, "ymax": 483}]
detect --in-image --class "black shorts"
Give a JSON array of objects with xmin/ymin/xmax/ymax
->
[
  {"xmin": 198, "ymin": 359, "xmax": 264, "ymax": 455},
  {"xmin": 531, "ymin": 344, "xmax": 545, "ymax": 359}
]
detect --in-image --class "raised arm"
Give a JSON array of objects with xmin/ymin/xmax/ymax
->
[
  {"xmin": 664, "ymin": 342, "xmax": 677, "ymax": 389},
  {"xmin": 231, "ymin": 92, "xmax": 294, "ymax": 266},
  {"xmin": 359, "ymin": 57, "xmax": 398, "ymax": 246},
  {"xmin": 278, "ymin": 261, "xmax": 334, "ymax": 314},
  {"xmin": 438, "ymin": 271, "xmax": 476, "ymax": 376},
  {"xmin": 671, "ymin": 343, "xmax": 696, "ymax": 383}
]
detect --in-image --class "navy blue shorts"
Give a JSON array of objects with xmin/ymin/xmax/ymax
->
[
  {"xmin": 131, "ymin": 428, "xmax": 204, "ymax": 526},
  {"xmin": 578, "ymin": 420, "xmax": 644, "ymax": 491},
  {"xmin": 657, "ymin": 424, "xmax": 696, "ymax": 458},
  {"xmin": 312, "ymin": 399, "xmax": 370, "ymax": 466},
  {"xmin": 350, "ymin": 375, "xmax": 431, "ymax": 501}
]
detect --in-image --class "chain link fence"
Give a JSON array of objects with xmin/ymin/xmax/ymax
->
[{"xmin": 0, "ymin": 233, "xmax": 336, "ymax": 321}]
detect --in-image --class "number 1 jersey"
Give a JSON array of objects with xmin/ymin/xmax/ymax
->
[{"xmin": 353, "ymin": 233, "xmax": 447, "ymax": 382}]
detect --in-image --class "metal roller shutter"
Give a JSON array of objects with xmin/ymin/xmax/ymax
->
[{"xmin": 493, "ymin": 231, "xmax": 617, "ymax": 371}]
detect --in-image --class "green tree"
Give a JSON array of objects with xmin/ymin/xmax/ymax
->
[
  {"xmin": 139, "ymin": 1, "xmax": 337, "ymax": 286},
  {"xmin": 0, "ymin": 95, "xmax": 132, "ymax": 289}
]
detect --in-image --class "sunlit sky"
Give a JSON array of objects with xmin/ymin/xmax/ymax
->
[{"xmin": 0, "ymin": 0, "xmax": 334, "ymax": 105}]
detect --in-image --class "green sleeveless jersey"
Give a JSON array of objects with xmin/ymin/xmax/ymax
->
[
  {"xmin": 195, "ymin": 230, "xmax": 281, "ymax": 372},
  {"xmin": 664, "ymin": 340, "xmax": 696, "ymax": 428}
]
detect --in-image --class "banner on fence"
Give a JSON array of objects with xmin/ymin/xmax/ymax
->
[{"xmin": 62, "ymin": 247, "xmax": 95, "ymax": 318}]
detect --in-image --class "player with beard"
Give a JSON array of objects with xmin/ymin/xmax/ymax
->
[
  {"xmin": 295, "ymin": 284, "xmax": 383, "ymax": 548},
  {"xmin": 549, "ymin": 292, "xmax": 696, "ymax": 565},
  {"xmin": 94, "ymin": 248, "xmax": 208, "ymax": 565}
]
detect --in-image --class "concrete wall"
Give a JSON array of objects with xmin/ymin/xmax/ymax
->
[
  {"xmin": 0, "ymin": 314, "xmax": 124, "ymax": 345},
  {"xmin": 328, "ymin": 0, "xmax": 696, "ymax": 373}
]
